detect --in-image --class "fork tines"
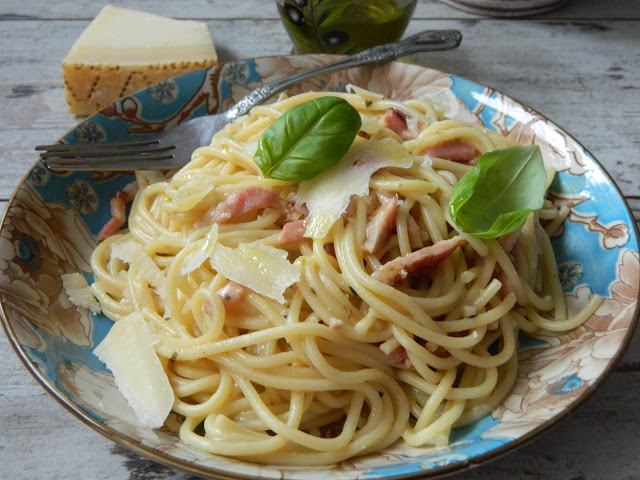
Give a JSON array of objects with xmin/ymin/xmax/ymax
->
[{"xmin": 36, "ymin": 139, "xmax": 176, "ymax": 171}]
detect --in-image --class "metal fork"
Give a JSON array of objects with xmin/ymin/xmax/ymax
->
[{"xmin": 37, "ymin": 29, "xmax": 462, "ymax": 171}]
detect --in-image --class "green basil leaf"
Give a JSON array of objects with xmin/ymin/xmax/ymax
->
[
  {"xmin": 448, "ymin": 145, "xmax": 546, "ymax": 239},
  {"xmin": 254, "ymin": 96, "xmax": 362, "ymax": 182}
]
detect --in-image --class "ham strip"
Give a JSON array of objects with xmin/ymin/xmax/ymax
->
[
  {"xmin": 203, "ymin": 281, "xmax": 246, "ymax": 313},
  {"xmin": 386, "ymin": 345, "xmax": 410, "ymax": 368},
  {"xmin": 407, "ymin": 215, "xmax": 423, "ymax": 250},
  {"xmin": 196, "ymin": 186, "xmax": 281, "ymax": 228},
  {"xmin": 279, "ymin": 219, "xmax": 306, "ymax": 245},
  {"xmin": 282, "ymin": 193, "xmax": 309, "ymax": 222},
  {"xmin": 372, "ymin": 236, "xmax": 468, "ymax": 285},
  {"xmin": 424, "ymin": 140, "xmax": 479, "ymax": 164},
  {"xmin": 362, "ymin": 192, "xmax": 398, "ymax": 254},
  {"xmin": 98, "ymin": 185, "xmax": 137, "ymax": 241},
  {"xmin": 216, "ymin": 281, "xmax": 246, "ymax": 307},
  {"xmin": 382, "ymin": 108, "xmax": 416, "ymax": 140}
]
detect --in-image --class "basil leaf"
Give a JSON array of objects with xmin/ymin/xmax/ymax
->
[
  {"xmin": 448, "ymin": 145, "xmax": 546, "ymax": 239},
  {"xmin": 254, "ymin": 96, "xmax": 362, "ymax": 182}
]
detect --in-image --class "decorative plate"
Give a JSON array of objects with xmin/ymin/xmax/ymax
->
[
  {"xmin": 1, "ymin": 55, "xmax": 638, "ymax": 480},
  {"xmin": 440, "ymin": 0, "xmax": 568, "ymax": 17}
]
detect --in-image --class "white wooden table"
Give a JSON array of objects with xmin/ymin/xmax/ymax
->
[{"xmin": 1, "ymin": 1, "xmax": 638, "ymax": 478}]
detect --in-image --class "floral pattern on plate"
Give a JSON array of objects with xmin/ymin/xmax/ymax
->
[{"xmin": 0, "ymin": 55, "xmax": 638, "ymax": 480}]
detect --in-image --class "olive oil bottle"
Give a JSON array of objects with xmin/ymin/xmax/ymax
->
[{"xmin": 276, "ymin": 0, "xmax": 417, "ymax": 54}]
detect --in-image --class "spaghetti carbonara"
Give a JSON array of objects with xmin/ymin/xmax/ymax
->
[{"xmin": 86, "ymin": 87, "xmax": 601, "ymax": 466}]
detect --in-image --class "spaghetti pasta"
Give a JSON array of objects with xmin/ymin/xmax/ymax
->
[{"xmin": 88, "ymin": 87, "xmax": 601, "ymax": 466}]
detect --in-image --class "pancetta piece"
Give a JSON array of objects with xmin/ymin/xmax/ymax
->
[
  {"xmin": 362, "ymin": 192, "xmax": 398, "ymax": 254},
  {"xmin": 372, "ymin": 237, "xmax": 468, "ymax": 285},
  {"xmin": 195, "ymin": 186, "xmax": 281, "ymax": 227},
  {"xmin": 382, "ymin": 108, "xmax": 416, "ymax": 140},
  {"xmin": 386, "ymin": 345, "xmax": 411, "ymax": 369},
  {"xmin": 424, "ymin": 139, "xmax": 479, "ymax": 164},
  {"xmin": 203, "ymin": 281, "xmax": 246, "ymax": 313},
  {"xmin": 278, "ymin": 219, "xmax": 306, "ymax": 245},
  {"xmin": 98, "ymin": 183, "xmax": 137, "ymax": 240}
]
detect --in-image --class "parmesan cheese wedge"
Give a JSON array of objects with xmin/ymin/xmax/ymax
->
[
  {"xmin": 94, "ymin": 312, "xmax": 173, "ymax": 429},
  {"xmin": 63, "ymin": 5, "xmax": 218, "ymax": 115}
]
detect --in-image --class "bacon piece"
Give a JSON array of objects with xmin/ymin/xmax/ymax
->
[
  {"xmin": 386, "ymin": 345, "xmax": 411, "ymax": 369},
  {"xmin": 202, "ymin": 282, "xmax": 246, "ymax": 314},
  {"xmin": 372, "ymin": 237, "xmax": 468, "ymax": 286},
  {"xmin": 282, "ymin": 192, "xmax": 309, "ymax": 222},
  {"xmin": 196, "ymin": 186, "xmax": 281, "ymax": 228},
  {"xmin": 216, "ymin": 282, "xmax": 246, "ymax": 307},
  {"xmin": 329, "ymin": 318, "xmax": 344, "ymax": 330},
  {"xmin": 382, "ymin": 108, "xmax": 415, "ymax": 141},
  {"xmin": 386, "ymin": 345, "xmax": 408, "ymax": 364},
  {"xmin": 407, "ymin": 215, "xmax": 423, "ymax": 250},
  {"xmin": 362, "ymin": 192, "xmax": 398, "ymax": 254},
  {"xmin": 424, "ymin": 140, "xmax": 479, "ymax": 164},
  {"xmin": 98, "ymin": 189, "xmax": 133, "ymax": 241},
  {"xmin": 279, "ymin": 220, "xmax": 306, "ymax": 245},
  {"xmin": 216, "ymin": 281, "xmax": 246, "ymax": 308}
]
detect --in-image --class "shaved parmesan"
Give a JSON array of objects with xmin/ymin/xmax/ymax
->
[
  {"xmin": 94, "ymin": 312, "xmax": 173, "ymax": 428},
  {"xmin": 62, "ymin": 272, "xmax": 101, "ymax": 314},
  {"xmin": 298, "ymin": 138, "xmax": 414, "ymax": 239},
  {"xmin": 111, "ymin": 241, "xmax": 165, "ymax": 296},
  {"xmin": 360, "ymin": 115, "xmax": 382, "ymax": 136},
  {"xmin": 181, "ymin": 225, "xmax": 219, "ymax": 275},
  {"xmin": 210, "ymin": 242, "xmax": 300, "ymax": 303},
  {"xmin": 170, "ymin": 175, "xmax": 214, "ymax": 212}
]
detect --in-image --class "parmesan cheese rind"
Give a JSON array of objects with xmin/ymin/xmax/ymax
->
[
  {"xmin": 94, "ymin": 312, "xmax": 173, "ymax": 429},
  {"xmin": 298, "ymin": 138, "xmax": 414, "ymax": 239}
]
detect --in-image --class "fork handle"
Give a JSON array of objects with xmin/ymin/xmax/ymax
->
[{"xmin": 224, "ymin": 29, "xmax": 462, "ymax": 119}]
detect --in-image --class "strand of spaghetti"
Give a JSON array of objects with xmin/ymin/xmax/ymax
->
[
  {"xmin": 398, "ymin": 361, "xmax": 498, "ymax": 401},
  {"xmin": 179, "ymin": 414, "xmax": 291, "ymax": 456},
  {"xmin": 455, "ymin": 348, "xmax": 519, "ymax": 426},
  {"xmin": 232, "ymin": 372, "xmax": 367, "ymax": 452},
  {"xmin": 538, "ymin": 222, "xmax": 568, "ymax": 320},
  {"xmin": 413, "ymin": 368, "xmax": 457, "ymax": 430},
  {"xmin": 171, "ymin": 369, "xmax": 234, "ymax": 417},
  {"xmin": 448, "ymin": 316, "xmax": 517, "ymax": 368},
  {"xmin": 392, "ymin": 325, "xmax": 462, "ymax": 372},
  {"xmin": 439, "ymin": 293, "xmax": 516, "ymax": 332},
  {"xmin": 527, "ymin": 293, "xmax": 603, "ymax": 331},
  {"xmin": 403, "ymin": 399, "xmax": 466, "ymax": 447}
]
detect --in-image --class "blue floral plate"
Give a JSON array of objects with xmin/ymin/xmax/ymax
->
[{"xmin": 1, "ymin": 55, "xmax": 638, "ymax": 480}]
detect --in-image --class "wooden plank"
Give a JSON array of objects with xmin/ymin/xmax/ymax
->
[{"xmin": 1, "ymin": 0, "xmax": 638, "ymax": 21}]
